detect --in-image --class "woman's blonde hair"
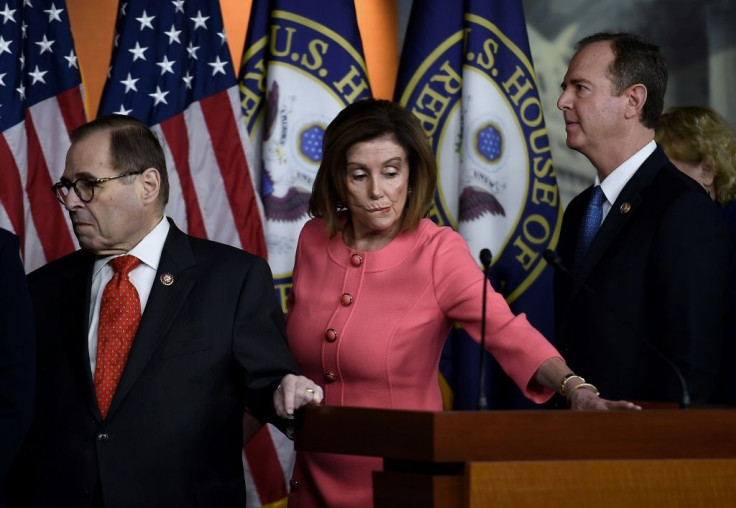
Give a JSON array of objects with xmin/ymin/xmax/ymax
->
[{"xmin": 656, "ymin": 105, "xmax": 736, "ymax": 203}]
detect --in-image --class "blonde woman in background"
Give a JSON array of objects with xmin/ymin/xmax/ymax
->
[
  {"xmin": 657, "ymin": 106, "xmax": 736, "ymax": 204},
  {"xmin": 657, "ymin": 105, "xmax": 736, "ymax": 405}
]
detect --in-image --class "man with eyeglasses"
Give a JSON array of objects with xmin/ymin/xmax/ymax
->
[{"xmin": 10, "ymin": 115, "xmax": 323, "ymax": 508}]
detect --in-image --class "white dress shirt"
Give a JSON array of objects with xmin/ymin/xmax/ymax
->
[
  {"xmin": 88, "ymin": 217, "xmax": 170, "ymax": 374},
  {"xmin": 596, "ymin": 140, "xmax": 657, "ymax": 222}
]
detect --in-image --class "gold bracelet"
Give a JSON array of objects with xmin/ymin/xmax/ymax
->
[
  {"xmin": 566, "ymin": 382, "xmax": 600, "ymax": 404},
  {"xmin": 559, "ymin": 373, "xmax": 585, "ymax": 396}
]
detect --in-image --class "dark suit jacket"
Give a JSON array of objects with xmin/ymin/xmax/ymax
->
[
  {"xmin": 10, "ymin": 221, "xmax": 298, "ymax": 508},
  {"xmin": 0, "ymin": 229, "xmax": 34, "ymax": 508},
  {"xmin": 554, "ymin": 147, "xmax": 732, "ymax": 404}
]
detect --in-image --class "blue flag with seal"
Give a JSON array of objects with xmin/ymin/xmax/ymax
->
[
  {"xmin": 395, "ymin": 0, "xmax": 561, "ymax": 410},
  {"xmin": 238, "ymin": 0, "xmax": 371, "ymax": 304}
]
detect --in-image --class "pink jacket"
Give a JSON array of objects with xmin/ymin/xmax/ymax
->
[{"xmin": 286, "ymin": 218, "xmax": 560, "ymax": 507}]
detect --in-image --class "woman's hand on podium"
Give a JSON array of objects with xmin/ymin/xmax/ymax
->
[{"xmin": 569, "ymin": 386, "xmax": 642, "ymax": 411}]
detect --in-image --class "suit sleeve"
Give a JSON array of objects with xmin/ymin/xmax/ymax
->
[
  {"xmin": 0, "ymin": 231, "xmax": 35, "ymax": 480},
  {"xmin": 653, "ymin": 194, "xmax": 733, "ymax": 403},
  {"xmin": 232, "ymin": 255, "xmax": 299, "ymax": 425}
]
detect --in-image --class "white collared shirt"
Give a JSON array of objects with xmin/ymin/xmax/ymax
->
[
  {"xmin": 596, "ymin": 140, "xmax": 657, "ymax": 222},
  {"xmin": 88, "ymin": 216, "xmax": 170, "ymax": 374}
]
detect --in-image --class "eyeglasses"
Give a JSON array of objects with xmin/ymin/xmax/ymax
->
[{"xmin": 51, "ymin": 170, "xmax": 145, "ymax": 204}]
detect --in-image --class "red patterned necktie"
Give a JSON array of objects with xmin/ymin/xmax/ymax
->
[{"xmin": 94, "ymin": 254, "xmax": 142, "ymax": 419}]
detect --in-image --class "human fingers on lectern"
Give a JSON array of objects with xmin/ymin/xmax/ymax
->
[
  {"xmin": 274, "ymin": 374, "xmax": 323, "ymax": 419},
  {"xmin": 569, "ymin": 388, "xmax": 641, "ymax": 411}
]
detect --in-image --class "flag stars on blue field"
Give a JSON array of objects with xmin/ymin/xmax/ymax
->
[
  {"xmin": 114, "ymin": 105, "xmax": 132, "ymax": 116},
  {"xmin": 301, "ymin": 126, "xmax": 324, "ymax": 162},
  {"xmin": 182, "ymin": 71, "xmax": 193, "ymax": 89},
  {"xmin": 149, "ymin": 86, "xmax": 168, "ymax": 105},
  {"xmin": 129, "ymin": 41, "xmax": 147, "ymax": 61},
  {"xmin": 0, "ymin": 36, "xmax": 11, "ymax": 55},
  {"xmin": 156, "ymin": 55, "xmax": 175, "ymax": 75},
  {"xmin": 208, "ymin": 56, "xmax": 227, "ymax": 75},
  {"xmin": 0, "ymin": 1, "xmax": 82, "ymax": 131},
  {"xmin": 44, "ymin": 3, "xmax": 64, "ymax": 23},
  {"xmin": 100, "ymin": 0, "xmax": 236, "ymax": 125},
  {"xmin": 187, "ymin": 42, "xmax": 200, "ymax": 59},
  {"xmin": 121, "ymin": 73, "xmax": 138, "ymax": 92},
  {"xmin": 0, "ymin": 4, "xmax": 15, "ymax": 23},
  {"xmin": 477, "ymin": 125, "xmax": 503, "ymax": 162},
  {"xmin": 191, "ymin": 11, "xmax": 209, "ymax": 30},
  {"xmin": 165, "ymin": 25, "xmax": 182, "ymax": 44},
  {"xmin": 36, "ymin": 34, "xmax": 54, "ymax": 54},
  {"xmin": 136, "ymin": 11, "xmax": 155, "ymax": 31},
  {"xmin": 29, "ymin": 66, "xmax": 47, "ymax": 85},
  {"xmin": 64, "ymin": 50, "xmax": 78, "ymax": 68}
]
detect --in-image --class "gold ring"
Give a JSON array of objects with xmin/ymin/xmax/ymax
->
[{"xmin": 306, "ymin": 388, "xmax": 315, "ymax": 394}]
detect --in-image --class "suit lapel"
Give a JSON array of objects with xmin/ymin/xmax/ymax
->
[
  {"xmin": 60, "ymin": 253, "xmax": 101, "ymax": 420},
  {"xmin": 571, "ymin": 147, "xmax": 668, "ymax": 289},
  {"xmin": 107, "ymin": 222, "xmax": 197, "ymax": 418}
]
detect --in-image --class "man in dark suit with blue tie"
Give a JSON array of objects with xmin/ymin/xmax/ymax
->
[
  {"xmin": 10, "ymin": 115, "xmax": 322, "ymax": 507},
  {"xmin": 0, "ymin": 228, "xmax": 34, "ymax": 508},
  {"xmin": 553, "ymin": 33, "xmax": 732, "ymax": 405}
]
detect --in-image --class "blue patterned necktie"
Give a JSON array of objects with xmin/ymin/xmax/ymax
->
[{"xmin": 575, "ymin": 185, "xmax": 606, "ymax": 260}]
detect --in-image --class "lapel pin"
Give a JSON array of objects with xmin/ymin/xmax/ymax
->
[
  {"xmin": 619, "ymin": 202, "xmax": 632, "ymax": 214},
  {"xmin": 160, "ymin": 272, "xmax": 174, "ymax": 286}
]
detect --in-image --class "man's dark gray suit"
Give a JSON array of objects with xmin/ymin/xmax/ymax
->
[
  {"xmin": 0, "ymin": 229, "xmax": 34, "ymax": 508},
  {"xmin": 11, "ymin": 221, "xmax": 298, "ymax": 507},
  {"xmin": 554, "ymin": 147, "xmax": 732, "ymax": 404}
]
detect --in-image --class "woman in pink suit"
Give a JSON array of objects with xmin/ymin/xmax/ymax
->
[{"xmin": 286, "ymin": 99, "xmax": 638, "ymax": 507}]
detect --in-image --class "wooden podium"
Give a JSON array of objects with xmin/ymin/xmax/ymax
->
[{"xmin": 294, "ymin": 405, "xmax": 736, "ymax": 507}]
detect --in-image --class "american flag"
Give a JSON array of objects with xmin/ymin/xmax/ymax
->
[
  {"xmin": 0, "ymin": 0, "xmax": 87, "ymax": 271},
  {"xmin": 98, "ymin": 0, "xmax": 266, "ymax": 257}
]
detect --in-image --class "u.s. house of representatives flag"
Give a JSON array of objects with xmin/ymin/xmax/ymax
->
[
  {"xmin": 395, "ymin": 0, "xmax": 561, "ymax": 409},
  {"xmin": 0, "ymin": 0, "xmax": 86, "ymax": 271},
  {"xmin": 98, "ymin": 0, "xmax": 266, "ymax": 257},
  {"xmin": 239, "ymin": 0, "xmax": 371, "ymax": 307}
]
